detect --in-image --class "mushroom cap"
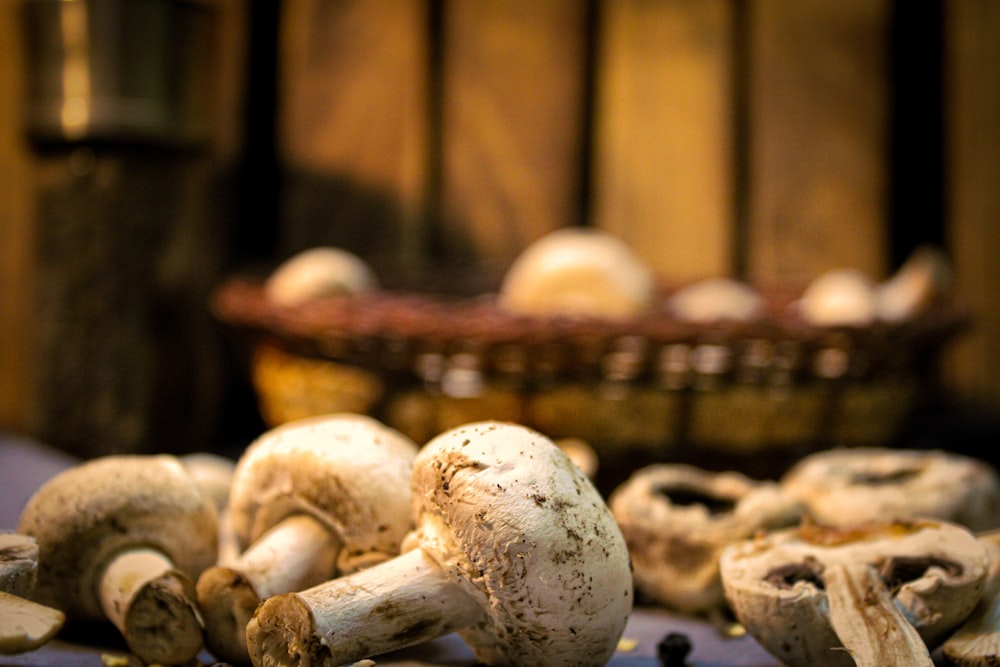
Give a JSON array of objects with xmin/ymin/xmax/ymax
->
[
  {"xmin": 876, "ymin": 245, "xmax": 952, "ymax": 323},
  {"xmin": 780, "ymin": 447, "xmax": 1000, "ymax": 532},
  {"xmin": 609, "ymin": 464, "xmax": 803, "ymax": 613},
  {"xmin": 797, "ymin": 267, "xmax": 877, "ymax": 327},
  {"xmin": 410, "ymin": 421, "xmax": 633, "ymax": 666},
  {"xmin": 498, "ymin": 228, "xmax": 655, "ymax": 318},
  {"xmin": 667, "ymin": 277, "xmax": 767, "ymax": 324},
  {"xmin": 16, "ymin": 455, "xmax": 218, "ymax": 620},
  {"xmin": 228, "ymin": 413, "xmax": 418, "ymax": 573},
  {"xmin": 719, "ymin": 519, "xmax": 990, "ymax": 666},
  {"xmin": 264, "ymin": 246, "xmax": 378, "ymax": 306}
]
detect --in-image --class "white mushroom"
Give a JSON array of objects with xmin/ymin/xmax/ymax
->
[
  {"xmin": 797, "ymin": 268, "xmax": 878, "ymax": 327},
  {"xmin": 246, "ymin": 421, "xmax": 634, "ymax": 667},
  {"xmin": 264, "ymin": 246, "xmax": 378, "ymax": 306},
  {"xmin": 181, "ymin": 452, "xmax": 239, "ymax": 566},
  {"xmin": 0, "ymin": 533, "xmax": 65, "ymax": 655},
  {"xmin": 610, "ymin": 464, "xmax": 803, "ymax": 614},
  {"xmin": 941, "ymin": 530, "xmax": 1000, "ymax": 666},
  {"xmin": 17, "ymin": 455, "xmax": 218, "ymax": 665},
  {"xmin": 876, "ymin": 246, "xmax": 952, "ymax": 323},
  {"xmin": 498, "ymin": 228, "xmax": 655, "ymax": 318},
  {"xmin": 780, "ymin": 447, "xmax": 1000, "ymax": 532},
  {"xmin": 195, "ymin": 413, "xmax": 418, "ymax": 664},
  {"xmin": 667, "ymin": 277, "xmax": 767, "ymax": 324},
  {"xmin": 720, "ymin": 519, "xmax": 990, "ymax": 667}
]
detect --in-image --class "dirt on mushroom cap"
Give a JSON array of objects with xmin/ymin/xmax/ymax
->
[{"xmin": 410, "ymin": 421, "xmax": 633, "ymax": 666}]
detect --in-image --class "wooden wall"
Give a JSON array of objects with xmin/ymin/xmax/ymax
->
[{"xmin": 2, "ymin": 0, "xmax": 999, "ymax": 453}]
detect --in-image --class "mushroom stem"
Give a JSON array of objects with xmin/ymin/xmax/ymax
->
[
  {"xmin": 197, "ymin": 513, "xmax": 340, "ymax": 663},
  {"xmin": 824, "ymin": 562, "xmax": 935, "ymax": 667},
  {"xmin": 98, "ymin": 547, "xmax": 204, "ymax": 666},
  {"xmin": 248, "ymin": 547, "xmax": 485, "ymax": 667},
  {"xmin": 941, "ymin": 531, "xmax": 1000, "ymax": 666}
]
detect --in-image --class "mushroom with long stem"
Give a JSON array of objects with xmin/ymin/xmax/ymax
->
[
  {"xmin": 610, "ymin": 463, "xmax": 803, "ymax": 615},
  {"xmin": 719, "ymin": 519, "xmax": 990, "ymax": 667},
  {"xmin": 195, "ymin": 413, "xmax": 418, "ymax": 664},
  {"xmin": 0, "ymin": 533, "xmax": 65, "ymax": 655},
  {"xmin": 246, "ymin": 420, "xmax": 634, "ymax": 667},
  {"xmin": 941, "ymin": 530, "xmax": 1000, "ymax": 666},
  {"xmin": 16, "ymin": 455, "xmax": 218, "ymax": 665}
]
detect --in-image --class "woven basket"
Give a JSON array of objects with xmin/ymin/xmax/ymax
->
[{"xmin": 211, "ymin": 276, "xmax": 968, "ymax": 489}]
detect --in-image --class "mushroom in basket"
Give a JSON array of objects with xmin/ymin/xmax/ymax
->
[
  {"xmin": 246, "ymin": 420, "xmax": 633, "ymax": 667},
  {"xmin": 719, "ymin": 518, "xmax": 990, "ymax": 667},
  {"xmin": 195, "ymin": 413, "xmax": 417, "ymax": 664},
  {"xmin": 17, "ymin": 455, "xmax": 218, "ymax": 665}
]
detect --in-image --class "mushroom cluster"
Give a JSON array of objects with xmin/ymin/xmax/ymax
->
[
  {"xmin": 246, "ymin": 420, "xmax": 633, "ymax": 667},
  {"xmin": 196, "ymin": 413, "xmax": 418, "ymax": 664}
]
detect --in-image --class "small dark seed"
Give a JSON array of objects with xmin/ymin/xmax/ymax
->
[{"xmin": 657, "ymin": 632, "xmax": 692, "ymax": 667}]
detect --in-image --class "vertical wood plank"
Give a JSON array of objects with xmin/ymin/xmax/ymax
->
[
  {"xmin": 0, "ymin": 1, "xmax": 35, "ymax": 433},
  {"xmin": 278, "ymin": 0, "xmax": 429, "ymax": 270},
  {"xmin": 945, "ymin": 0, "xmax": 1000, "ymax": 407},
  {"xmin": 747, "ymin": 0, "xmax": 891, "ymax": 286},
  {"xmin": 439, "ymin": 0, "xmax": 589, "ymax": 268},
  {"xmin": 592, "ymin": 0, "xmax": 734, "ymax": 282}
]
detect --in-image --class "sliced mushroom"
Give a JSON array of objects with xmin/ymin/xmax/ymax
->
[
  {"xmin": 610, "ymin": 464, "xmax": 803, "ymax": 614},
  {"xmin": 498, "ymin": 228, "xmax": 655, "ymax": 318},
  {"xmin": 941, "ymin": 530, "xmax": 1000, "ymax": 666},
  {"xmin": 0, "ymin": 533, "xmax": 65, "ymax": 655},
  {"xmin": 264, "ymin": 246, "xmax": 378, "ymax": 306},
  {"xmin": 781, "ymin": 447, "xmax": 1000, "ymax": 532},
  {"xmin": 195, "ymin": 413, "xmax": 418, "ymax": 664},
  {"xmin": 17, "ymin": 455, "xmax": 218, "ymax": 665},
  {"xmin": 246, "ymin": 420, "xmax": 634, "ymax": 667},
  {"xmin": 720, "ymin": 519, "xmax": 990, "ymax": 667}
]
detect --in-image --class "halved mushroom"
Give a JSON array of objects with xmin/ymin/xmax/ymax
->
[
  {"xmin": 609, "ymin": 464, "xmax": 803, "ymax": 614},
  {"xmin": 781, "ymin": 447, "xmax": 1000, "ymax": 532},
  {"xmin": 195, "ymin": 413, "xmax": 418, "ymax": 664},
  {"xmin": 720, "ymin": 519, "xmax": 990, "ymax": 667},
  {"xmin": 0, "ymin": 533, "xmax": 65, "ymax": 655},
  {"xmin": 246, "ymin": 421, "xmax": 633, "ymax": 667},
  {"xmin": 941, "ymin": 530, "xmax": 1000, "ymax": 666},
  {"xmin": 17, "ymin": 455, "xmax": 218, "ymax": 665}
]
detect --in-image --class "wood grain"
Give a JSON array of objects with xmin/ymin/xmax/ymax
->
[
  {"xmin": 747, "ymin": 0, "xmax": 891, "ymax": 285},
  {"xmin": 592, "ymin": 0, "xmax": 735, "ymax": 282},
  {"xmin": 438, "ymin": 0, "xmax": 589, "ymax": 268},
  {"xmin": 278, "ymin": 0, "xmax": 430, "ymax": 268},
  {"xmin": 944, "ymin": 0, "xmax": 1000, "ymax": 405},
  {"xmin": 0, "ymin": 1, "xmax": 36, "ymax": 433}
]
